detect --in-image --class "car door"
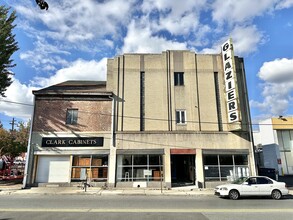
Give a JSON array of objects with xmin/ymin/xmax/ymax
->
[
  {"xmin": 240, "ymin": 177, "xmax": 259, "ymax": 195},
  {"xmin": 256, "ymin": 177, "xmax": 274, "ymax": 195}
]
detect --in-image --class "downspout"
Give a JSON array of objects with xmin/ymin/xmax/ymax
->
[
  {"xmin": 240, "ymin": 59, "xmax": 257, "ymax": 176},
  {"xmin": 22, "ymin": 95, "xmax": 36, "ymax": 189},
  {"xmin": 109, "ymin": 94, "xmax": 117, "ymax": 187}
]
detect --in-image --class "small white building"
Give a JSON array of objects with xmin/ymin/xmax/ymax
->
[{"xmin": 258, "ymin": 117, "xmax": 293, "ymax": 175}]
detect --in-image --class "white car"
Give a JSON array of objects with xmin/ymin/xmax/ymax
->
[{"xmin": 214, "ymin": 176, "xmax": 289, "ymax": 200}]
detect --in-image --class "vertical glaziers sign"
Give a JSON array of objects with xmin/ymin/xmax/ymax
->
[{"xmin": 221, "ymin": 38, "xmax": 240, "ymax": 123}]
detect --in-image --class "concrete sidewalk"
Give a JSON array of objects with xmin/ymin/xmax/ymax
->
[
  {"xmin": 1, "ymin": 184, "xmax": 293, "ymax": 196},
  {"xmin": 0, "ymin": 184, "xmax": 214, "ymax": 196}
]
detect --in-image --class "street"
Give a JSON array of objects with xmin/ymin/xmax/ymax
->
[{"xmin": 1, "ymin": 194, "xmax": 293, "ymax": 220}]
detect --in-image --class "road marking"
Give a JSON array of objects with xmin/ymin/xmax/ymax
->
[{"xmin": 1, "ymin": 208, "xmax": 293, "ymax": 213}]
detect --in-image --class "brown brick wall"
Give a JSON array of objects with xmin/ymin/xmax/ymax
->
[{"xmin": 33, "ymin": 99, "xmax": 112, "ymax": 132}]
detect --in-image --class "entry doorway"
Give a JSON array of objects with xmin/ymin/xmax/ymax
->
[{"xmin": 171, "ymin": 154, "xmax": 195, "ymax": 187}]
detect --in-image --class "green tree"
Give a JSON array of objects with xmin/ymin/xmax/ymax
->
[
  {"xmin": 0, "ymin": 125, "xmax": 11, "ymax": 156},
  {"xmin": 0, "ymin": 121, "xmax": 30, "ymax": 157},
  {"xmin": 0, "ymin": 5, "xmax": 19, "ymax": 97}
]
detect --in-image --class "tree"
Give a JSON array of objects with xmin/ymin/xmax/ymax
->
[
  {"xmin": 0, "ymin": 5, "xmax": 19, "ymax": 97},
  {"xmin": 0, "ymin": 121, "xmax": 30, "ymax": 157}
]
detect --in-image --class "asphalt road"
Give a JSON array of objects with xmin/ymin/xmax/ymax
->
[{"xmin": 1, "ymin": 194, "xmax": 293, "ymax": 220}]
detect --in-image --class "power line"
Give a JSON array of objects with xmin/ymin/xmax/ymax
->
[
  {"xmin": 1, "ymin": 99, "xmax": 293, "ymax": 127},
  {"xmin": 0, "ymin": 99, "xmax": 33, "ymax": 107},
  {"xmin": 77, "ymin": 110, "xmax": 293, "ymax": 127}
]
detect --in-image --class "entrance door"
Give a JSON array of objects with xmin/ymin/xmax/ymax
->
[{"xmin": 171, "ymin": 154, "xmax": 195, "ymax": 187}]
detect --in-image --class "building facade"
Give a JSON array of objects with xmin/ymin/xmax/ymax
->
[
  {"xmin": 107, "ymin": 40, "xmax": 256, "ymax": 188},
  {"xmin": 24, "ymin": 81, "xmax": 115, "ymax": 187},
  {"xmin": 258, "ymin": 117, "xmax": 293, "ymax": 175},
  {"xmin": 24, "ymin": 39, "xmax": 256, "ymax": 188}
]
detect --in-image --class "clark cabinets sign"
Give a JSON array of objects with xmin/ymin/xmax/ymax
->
[
  {"xmin": 42, "ymin": 137, "xmax": 104, "ymax": 147},
  {"xmin": 221, "ymin": 39, "xmax": 240, "ymax": 123}
]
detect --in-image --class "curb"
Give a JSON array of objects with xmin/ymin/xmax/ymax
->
[{"xmin": 1, "ymin": 186, "xmax": 292, "ymax": 197}]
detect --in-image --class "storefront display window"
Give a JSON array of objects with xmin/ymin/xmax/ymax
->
[
  {"xmin": 117, "ymin": 154, "xmax": 163, "ymax": 182},
  {"xmin": 204, "ymin": 154, "xmax": 249, "ymax": 181},
  {"xmin": 71, "ymin": 155, "xmax": 108, "ymax": 182},
  {"xmin": 277, "ymin": 130, "xmax": 293, "ymax": 174}
]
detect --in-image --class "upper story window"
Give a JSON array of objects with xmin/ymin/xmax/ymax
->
[
  {"xmin": 174, "ymin": 72, "xmax": 184, "ymax": 86},
  {"xmin": 66, "ymin": 109, "xmax": 78, "ymax": 125},
  {"xmin": 176, "ymin": 110, "xmax": 186, "ymax": 124}
]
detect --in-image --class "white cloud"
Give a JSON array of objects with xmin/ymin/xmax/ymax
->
[
  {"xmin": 15, "ymin": 0, "xmax": 135, "ymax": 44},
  {"xmin": 258, "ymin": 58, "xmax": 293, "ymax": 83},
  {"xmin": 0, "ymin": 77, "xmax": 37, "ymax": 120},
  {"xmin": 230, "ymin": 25, "xmax": 266, "ymax": 56},
  {"xmin": 200, "ymin": 25, "xmax": 265, "ymax": 56},
  {"xmin": 33, "ymin": 58, "xmax": 107, "ymax": 87},
  {"xmin": 19, "ymin": 37, "xmax": 70, "ymax": 72},
  {"xmin": 275, "ymin": 0, "xmax": 293, "ymax": 9},
  {"xmin": 141, "ymin": 0, "xmax": 207, "ymax": 36},
  {"xmin": 211, "ymin": 0, "xmax": 278, "ymax": 25},
  {"xmin": 121, "ymin": 20, "xmax": 188, "ymax": 53},
  {"xmin": 251, "ymin": 58, "xmax": 293, "ymax": 116}
]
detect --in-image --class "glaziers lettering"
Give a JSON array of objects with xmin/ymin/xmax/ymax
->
[{"xmin": 221, "ymin": 38, "xmax": 240, "ymax": 123}]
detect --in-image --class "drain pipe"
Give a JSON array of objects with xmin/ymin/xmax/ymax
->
[{"xmin": 22, "ymin": 96, "xmax": 36, "ymax": 189}]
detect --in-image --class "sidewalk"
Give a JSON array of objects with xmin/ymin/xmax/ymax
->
[
  {"xmin": 0, "ymin": 184, "xmax": 214, "ymax": 196},
  {"xmin": 1, "ymin": 184, "xmax": 293, "ymax": 196}
]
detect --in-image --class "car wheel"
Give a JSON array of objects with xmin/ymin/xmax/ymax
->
[
  {"xmin": 271, "ymin": 189, "xmax": 282, "ymax": 200},
  {"xmin": 229, "ymin": 189, "xmax": 240, "ymax": 200}
]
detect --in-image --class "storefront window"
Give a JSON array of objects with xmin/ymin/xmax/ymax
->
[
  {"xmin": 277, "ymin": 130, "xmax": 293, "ymax": 175},
  {"xmin": 234, "ymin": 155, "xmax": 248, "ymax": 165},
  {"xmin": 219, "ymin": 155, "xmax": 233, "ymax": 165},
  {"xmin": 204, "ymin": 154, "xmax": 249, "ymax": 181},
  {"xmin": 133, "ymin": 155, "xmax": 147, "ymax": 165},
  {"xmin": 117, "ymin": 154, "xmax": 163, "ymax": 182},
  {"xmin": 71, "ymin": 155, "xmax": 108, "ymax": 182}
]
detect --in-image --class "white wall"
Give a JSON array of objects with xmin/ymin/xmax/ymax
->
[{"xmin": 259, "ymin": 119, "xmax": 276, "ymax": 145}]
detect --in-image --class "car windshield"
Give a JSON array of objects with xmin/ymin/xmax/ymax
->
[{"xmin": 232, "ymin": 177, "xmax": 248, "ymax": 184}]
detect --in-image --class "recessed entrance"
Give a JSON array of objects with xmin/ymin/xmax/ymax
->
[{"xmin": 171, "ymin": 154, "xmax": 195, "ymax": 187}]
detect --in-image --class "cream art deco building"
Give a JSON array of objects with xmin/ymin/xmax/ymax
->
[
  {"xmin": 24, "ymin": 39, "xmax": 256, "ymax": 188},
  {"xmin": 107, "ymin": 39, "xmax": 256, "ymax": 188}
]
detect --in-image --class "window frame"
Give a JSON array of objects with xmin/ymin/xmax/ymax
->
[
  {"xmin": 175, "ymin": 110, "xmax": 186, "ymax": 124},
  {"xmin": 204, "ymin": 154, "xmax": 249, "ymax": 181},
  {"xmin": 66, "ymin": 109, "xmax": 78, "ymax": 125},
  {"xmin": 116, "ymin": 154, "xmax": 163, "ymax": 182},
  {"xmin": 174, "ymin": 72, "xmax": 184, "ymax": 86}
]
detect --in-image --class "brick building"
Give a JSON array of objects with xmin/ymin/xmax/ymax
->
[{"xmin": 24, "ymin": 81, "xmax": 115, "ymax": 187}]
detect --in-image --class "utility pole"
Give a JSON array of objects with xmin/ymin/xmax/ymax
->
[{"xmin": 9, "ymin": 117, "xmax": 16, "ymax": 132}]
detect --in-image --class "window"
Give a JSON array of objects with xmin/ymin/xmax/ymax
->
[
  {"xmin": 66, "ymin": 109, "xmax": 78, "ymax": 125},
  {"xmin": 176, "ymin": 110, "xmax": 186, "ymax": 124},
  {"xmin": 174, "ymin": 72, "xmax": 184, "ymax": 86},
  {"xmin": 247, "ymin": 177, "xmax": 257, "ymax": 185},
  {"xmin": 204, "ymin": 154, "xmax": 249, "ymax": 181},
  {"xmin": 257, "ymin": 177, "xmax": 272, "ymax": 184},
  {"xmin": 116, "ymin": 155, "xmax": 163, "ymax": 182},
  {"xmin": 71, "ymin": 155, "xmax": 108, "ymax": 182}
]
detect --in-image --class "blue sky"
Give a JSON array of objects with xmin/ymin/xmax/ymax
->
[{"xmin": 1, "ymin": 0, "xmax": 293, "ymax": 130}]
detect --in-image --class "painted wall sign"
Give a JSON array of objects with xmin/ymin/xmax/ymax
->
[
  {"xmin": 42, "ymin": 137, "xmax": 104, "ymax": 147},
  {"xmin": 221, "ymin": 38, "xmax": 240, "ymax": 123}
]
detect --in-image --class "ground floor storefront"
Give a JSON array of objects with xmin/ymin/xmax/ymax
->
[
  {"xmin": 34, "ymin": 155, "xmax": 109, "ymax": 184},
  {"xmin": 26, "ymin": 132, "xmax": 256, "ymax": 188},
  {"xmin": 29, "ymin": 148, "xmax": 252, "ymax": 189}
]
